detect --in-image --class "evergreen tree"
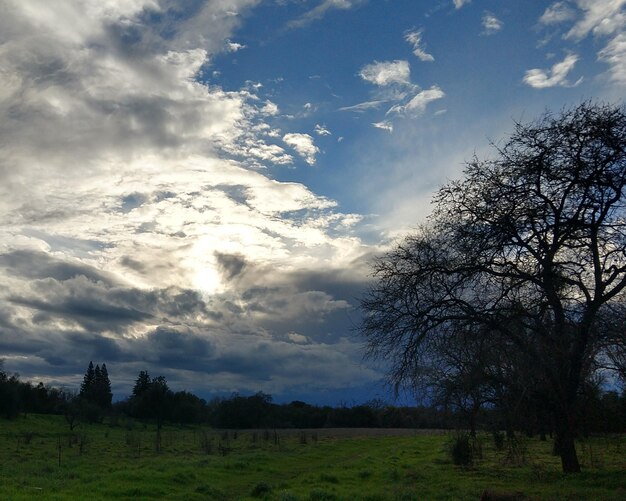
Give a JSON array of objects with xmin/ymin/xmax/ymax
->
[
  {"xmin": 132, "ymin": 370, "xmax": 151, "ymax": 397},
  {"xmin": 99, "ymin": 363, "xmax": 112, "ymax": 408},
  {"xmin": 80, "ymin": 361, "xmax": 95, "ymax": 399}
]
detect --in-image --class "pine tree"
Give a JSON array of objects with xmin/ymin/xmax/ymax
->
[
  {"xmin": 99, "ymin": 363, "xmax": 112, "ymax": 408},
  {"xmin": 132, "ymin": 370, "xmax": 151, "ymax": 397},
  {"xmin": 80, "ymin": 361, "xmax": 95, "ymax": 399}
]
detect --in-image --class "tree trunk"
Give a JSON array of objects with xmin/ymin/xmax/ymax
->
[
  {"xmin": 557, "ymin": 432, "xmax": 580, "ymax": 473},
  {"xmin": 554, "ymin": 412, "xmax": 580, "ymax": 473}
]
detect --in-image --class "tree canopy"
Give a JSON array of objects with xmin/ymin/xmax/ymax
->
[{"xmin": 360, "ymin": 102, "xmax": 626, "ymax": 473}]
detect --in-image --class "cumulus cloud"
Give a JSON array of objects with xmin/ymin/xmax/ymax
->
[
  {"xmin": 0, "ymin": 0, "xmax": 380, "ymax": 398},
  {"xmin": 523, "ymin": 53, "xmax": 581, "ymax": 88},
  {"xmin": 225, "ymin": 40, "xmax": 247, "ymax": 52},
  {"xmin": 359, "ymin": 60, "xmax": 411, "ymax": 86},
  {"xmin": 482, "ymin": 12, "xmax": 503, "ymax": 35},
  {"xmin": 283, "ymin": 133, "xmax": 320, "ymax": 165},
  {"xmin": 404, "ymin": 30, "xmax": 434, "ymax": 62}
]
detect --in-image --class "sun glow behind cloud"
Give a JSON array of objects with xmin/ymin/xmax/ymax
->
[{"xmin": 0, "ymin": 0, "xmax": 378, "ymax": 398}]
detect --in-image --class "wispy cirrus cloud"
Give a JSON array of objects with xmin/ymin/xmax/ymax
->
[
  {"xmin": 599, "ymin": 33, "xmax": 626, "ymax": 84},
  {"xmin": 565, "ymin": 0, "xmax": 626, "ymax": 40},
  {"xmin": 539, "ymin": 2, "xmax": 577, "ymax": 25},
  {"xmin": 523, "ymin": 53, "xmax": 581, "ymax": 88},
  {"xmin": 342, "ymin": 58, "xmax": 444, "ymax": 128},
  {"xmin": 536, "ymin": 1, "xmax": 626, "ymax": 87},
  {"xmin": 404, "ymin": 30, "xmax": 434, "ymax": 62},
  {"xmin": 287, "ymin": 0, "xmax": 366, "ymax": 29},
  {"xmin": 387, "ymin": 86, "xmax": 445, "ymax": 116}
]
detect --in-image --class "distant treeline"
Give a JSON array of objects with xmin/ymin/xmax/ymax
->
[{"xmin": 1, "ymin": 361, "xmax": 625, "ymax": 436}]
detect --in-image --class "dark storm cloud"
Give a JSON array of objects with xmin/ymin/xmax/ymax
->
[
  {"xmin": 215, "ymin": 252, "xmax": 247, "ymax": 280},
  {"xmin": 0, "ymin": 249, "xmax": 113, "ymax": 283}
]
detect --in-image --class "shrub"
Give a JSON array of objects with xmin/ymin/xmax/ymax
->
[{"xmin": 449, "ymin": 432, "xmax": 473, "ymax": 466}]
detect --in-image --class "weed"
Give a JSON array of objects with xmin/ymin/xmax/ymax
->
[
  {"xmin": 199, "ymin": 431, "xmax": 214, "ymax": 455},
  {"xmin": 503, "ymin": 436, "xmax": 528, "ymax": 467},
  {"xmin": 251, "ymin": 481, "xmax": 272, "ymax": 497},
  {"xmin": 449, "ymin": 432, "xmax": 473, "ymax": 466},
  {"xmin": 20, "ymin": 431, "xmax": 35, "ymax": 445},
  {"xmin": 357, "ymin": 470, "xmax": 372, "ymax": 479}
]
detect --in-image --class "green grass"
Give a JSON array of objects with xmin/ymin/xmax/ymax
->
[{"xmin": 0, "ymin": 415, "xmax": 624, "ymax": 500}]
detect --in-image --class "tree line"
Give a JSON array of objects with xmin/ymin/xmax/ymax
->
[{"xmin": 1, "ymin": 360, "xmax": 624, "ymax": 436}]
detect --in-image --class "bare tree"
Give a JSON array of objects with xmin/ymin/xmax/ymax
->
[{"xmin": 361, "ymin": 102, "xmax": 626, "ymax": 473}]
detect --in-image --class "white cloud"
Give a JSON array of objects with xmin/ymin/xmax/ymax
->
[
  {"xmin": 566, "ymin": 0, "xmax": 626, "ymax": 40},
  {"xmin": 225, "ymin": 40, "xmax": 247, "ymax": 52},
  {"xmin": 260, "ymin": 101, "xmax": 279, "ymax": 115},
  {"xmin": 598, "ymin": 33, "xmax": 626, "ymax": 84},
  {"xmin": 372, "ymin": 121, "xmax": 393, "ymax": 132},
  {"xmin": 287, "ymin": 0, "xmax": 365, "ymax": 28},
  {"xmin": 482, "ymin": 12, "xmax": 503, "ymax": 35},
  {"xmin": 338, "ymin": 100, "xmax": 385, "ymax": 112},
  {"xmin": 314, "ymin": 124, "xmax": 332, "ymax": 136},
  {"xmin": 387, "ymin": 86, "xmax": 445, "ymax": 116},
  {"xmin": 453, "ymin": 0, "xmax": 470, "ymax": 9},
  {"xmin": 283, "ymin": 133, "xmax": 320, "ymax": 165},
  {"xmin": 523, "ymin": 53, "xmax": 581, "ymax": 88},
  {"xmin": 404, "ymin": 30, "xmax": 434, "ymax": 62},
  {"xmin": 539, "ymin": 2, "xmax": 577, "ymax": 25},
  {"xmin": 359, "ymin": 60, "xmax": 411, "ymax": 86},
  {"xmin": 0, "ymin": 0, "xmax": 377, "ymax": 395}
]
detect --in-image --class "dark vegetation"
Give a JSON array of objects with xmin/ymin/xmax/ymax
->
[
  {"xmin": 360, "ymin": 102, "xmax": 626, "ymax": 473},
  {"xmin": 1, "ymin": 360, "xmax": 624, "ymax": 438}
]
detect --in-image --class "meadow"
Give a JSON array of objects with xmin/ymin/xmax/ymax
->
[{"xmin": 0, "ymin": 415, "xmax": 624, "ymax": 500}]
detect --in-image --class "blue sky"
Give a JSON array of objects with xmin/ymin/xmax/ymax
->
[{"xmin": 0, "ymin": 0, "xmax": 624, "ymax": 405}]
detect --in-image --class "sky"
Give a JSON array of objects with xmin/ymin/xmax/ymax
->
[{"xmin": 0, "ymin": 0, "xmax": 625, "ymax": 405}]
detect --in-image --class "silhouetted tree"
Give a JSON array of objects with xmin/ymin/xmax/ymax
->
[
  {"xmin": 80, "ymin": 361, "xmax": 95, "ymax": 398},
  {"xmin": 361, "ymin": 103, "xmax": 626, "ymax": 473},
  {"xmin": 132, "ymin": 370, "xmax": 151, "ymax": 397}
]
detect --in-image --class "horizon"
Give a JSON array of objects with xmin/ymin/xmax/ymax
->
[{"xmin": 1, "ymin": 0, "xmax": 625, "ymax": 406}]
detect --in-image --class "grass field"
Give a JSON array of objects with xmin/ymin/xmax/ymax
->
[{"xmin": 0, "ymin": 415, "xmax": 624, "ymax": 500}]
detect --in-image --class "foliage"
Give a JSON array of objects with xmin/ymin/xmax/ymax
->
[{"xmin": 360, "ymin": 102, "xmax": 626, "ymax": 473}]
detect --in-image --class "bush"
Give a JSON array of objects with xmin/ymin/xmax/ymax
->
[{"xmin": 449, "ymin": 432, "xmax": 473, "ymax": 466}]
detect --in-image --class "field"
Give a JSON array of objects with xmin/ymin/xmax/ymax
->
[{"xmin": 0, "ymin": 415, "xmax": 624, "ymax": 500}]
